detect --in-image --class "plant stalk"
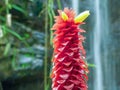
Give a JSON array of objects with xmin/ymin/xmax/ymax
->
[{"xmin": 44, "ymin": 0, "xmax": 49, "ymax": 90}]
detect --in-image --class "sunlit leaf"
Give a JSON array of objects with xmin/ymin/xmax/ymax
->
[
  {"xmin": 8, "ymin": 4, "xmax": 12, "ymax": 9},
  {"xmin": 3, "ymin": 43, "xmax": 11, "ymax": 56},
  {"xmin": 88, "ymin": 63, "xmax": 96, "ymax": 67}
]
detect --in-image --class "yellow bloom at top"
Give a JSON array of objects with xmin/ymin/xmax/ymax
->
[
  {"xmin": 74, "ymin": 10, "xmax": 90, "ymax": 23},
  {"xmin": 61, "ymin": 12, "xmax": 68, "ymax": 21}
]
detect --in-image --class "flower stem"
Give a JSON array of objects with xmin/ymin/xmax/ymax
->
[{"xmin": 44, "ymin": 0, "xmax": 49, "ymax": 90}]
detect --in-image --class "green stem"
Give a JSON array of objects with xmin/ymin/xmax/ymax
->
[
  {"xmin": 44, "ymin": 0, "xmax": 48, "ymax": 90},
  {"xmin": 5, "ymin": 0, "xmax": 9, "ymax": 14},
  {"xmin": 5, "ymin": 0, "xmax": 11, "ymax": 27},
  {"xmin": 57, "ymin": 0, "xmax": 62, "ymax": 9},
  {"xmin": 48, "ymin": 0, "xmax": 55, "ymax": 46}
]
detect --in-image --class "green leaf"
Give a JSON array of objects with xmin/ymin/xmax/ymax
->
[
  {"xmin": 12, "ymin": 5, "xmax": 26, "ymax": 14},
  {"xmin": 4, "ymin": 43, "xmax": 11, "ymax": 56},
  {"xmin": 2, "ymin": 25, "xmax": 23, "ymax": 40},
  {"xmin": 88, "ymin": 63, "xmax": 96, "ymax": 67},
  {"xmin": 8, "ymin": 4, "xmax": 12, "ymax": 9}
]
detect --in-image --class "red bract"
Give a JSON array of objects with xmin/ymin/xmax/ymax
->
[{"xmin": 51, "ymin": 8, "xmax": 89, "ymax": 90}]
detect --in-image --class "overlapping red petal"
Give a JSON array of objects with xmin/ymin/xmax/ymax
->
[{"xmin": 51, "ymin": 8, "xmax": 89, "ymax": 90}]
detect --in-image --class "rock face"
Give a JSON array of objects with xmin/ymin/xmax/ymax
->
[{"xmin": 0, "ymin": 22, "xmax": 45, "ymax": 90}]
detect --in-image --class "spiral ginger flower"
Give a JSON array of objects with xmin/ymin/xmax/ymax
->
[{"xmin": 51, "ymin": 8, "xmax": 90, "ymax": 90}]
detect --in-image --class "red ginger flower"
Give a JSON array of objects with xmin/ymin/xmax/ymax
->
[{"xmin": 51, "ymin": 8, "xmax": 90, "ymax": 90}]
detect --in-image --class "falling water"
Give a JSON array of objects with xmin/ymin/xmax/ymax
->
[
  {"xmin": 72, "ymin": 0, "xmax": 104, "ymax": 89},
  {"xmin": 72, "ymin": 0, "xmax": 79, "ymax": 14},
  {"xmin": 93, "ymin": 0, "xmax": 115, "ymax": 90},
  {"xmin": 71, "ymin": 0, "xmax": 117, "ymax": 90},
  {"xmin": 93, "ymin": 0, "xmax": 103, "ymax": 90}
]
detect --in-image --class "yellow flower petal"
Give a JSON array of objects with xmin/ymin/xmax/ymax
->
[
  {"xmin": 61, "ymin": 12, "xmax": 68, "ymax": 21},
  {"xmin": 74, "ymin": 10, "xmax": 90, "ymax": 23}
]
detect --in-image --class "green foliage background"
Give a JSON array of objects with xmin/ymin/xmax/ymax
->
[{"xmin": 0, "ymin": 0, "xmax": 65, "ymax": 90}]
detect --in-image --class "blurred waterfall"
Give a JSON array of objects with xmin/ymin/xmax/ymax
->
[
  {"xmin": 72, "ymin": 0, "xmax": 79, "ymax": 14},
  {"xmin": 93, "ymin": 0, "xmax": 103, "ymax": 90},
  {"xmin": 71, "ymin": 0, "xmax": 118, "ymax": 90},
  {"xmin": 72, "ymin": 0, "xmax": 117, "ymax": 89},
  {"xmin": 93, "ymin": 0, "xmax": 116, "ymax": 90}
]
